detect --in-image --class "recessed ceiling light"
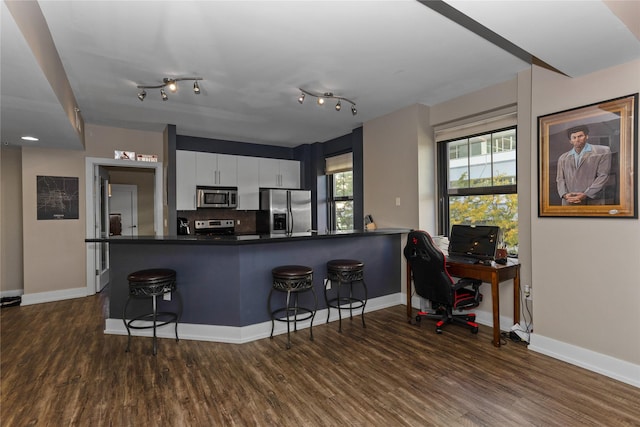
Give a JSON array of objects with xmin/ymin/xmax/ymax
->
[{"xmin": 21, "ymin": 136, "xmax": 39, "ymax": 141}]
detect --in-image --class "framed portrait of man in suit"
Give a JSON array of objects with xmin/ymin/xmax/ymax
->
[{"xmin": 538, "ymin": 93, "xmax": 637, "ymax": 218}]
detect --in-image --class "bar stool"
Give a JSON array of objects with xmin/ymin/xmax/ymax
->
[
  {"xmin": 325, "ymin": 259, "xmax": 368, "ymax": 332},
  {"xmin": 268, "ymin": 265, "xmax": 317, "ymax": 349},
  {"xmin": 123, "ymin": 268, "xmax": 181, "ymax": 355}
]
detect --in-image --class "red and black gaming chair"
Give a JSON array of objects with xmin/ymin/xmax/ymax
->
[{"xmin": 404, "ymin": 230, "xmax": 482, "ymax": 334}]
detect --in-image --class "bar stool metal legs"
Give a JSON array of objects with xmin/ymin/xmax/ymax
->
[
  {"xmin": 123, "ymin": 268, "xmax": 182, "ymax": 355},
  {"xmin": 268, "ymin": 265, "xmax": 316, "ymax": 349},
  {"xmin": 325, "ymin": 259, "xmax": 367, "ymax": 332}
]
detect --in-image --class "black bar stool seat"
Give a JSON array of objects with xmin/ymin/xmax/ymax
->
[
  {"xmin": 268, "ymin": 265, "xmax": 317, "ymax": 349},
  {"xmin": 123, "ymin": 268, "xmax": 181, "ymax": 355},
  {"xmin": 325, "ymin": 259, "xmax": 368, "ymax": 332}
]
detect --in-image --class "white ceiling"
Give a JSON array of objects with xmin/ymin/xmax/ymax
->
[{"xmin": 2, "ymin": 0, "xmax": 639, "ymax": 150}]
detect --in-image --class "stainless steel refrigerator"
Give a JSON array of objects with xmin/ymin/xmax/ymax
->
[{"xmin": 258, "ymin": 189, "xmax": 312, "ymax": 234}]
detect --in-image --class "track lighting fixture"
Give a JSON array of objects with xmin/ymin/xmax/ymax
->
[
  {"xmin": 297, "ymin": 88, "xmax": 357, "ymax": 115},
  {"xmin": 136, "ymin": 76, "xmax": 203, "ymax": 101}
]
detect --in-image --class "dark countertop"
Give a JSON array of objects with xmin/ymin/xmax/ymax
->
[{"xmin": 86, "ymin": 228, "xmax": 411, "ymax": 245}]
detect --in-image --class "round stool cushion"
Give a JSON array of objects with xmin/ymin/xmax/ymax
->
[
  {"xmin": 272, "ymin": 265, "xmax": 313, "ymax": 279},
  {"xmin": 128, "ymin": 268, "xmax": 176, "ymax": 284},
  {"xmin": 272, "ymin": 265, "xmax": 313, "ymax": 291},
  {"xmin": 327, "ymin": 259, "xmax": 364, "ymax": 272},
  {"xmin": 127, "ymin": 268, "xmax": 176, "ymax": 297}
]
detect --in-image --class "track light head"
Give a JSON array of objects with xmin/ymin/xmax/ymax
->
[
  {"xmin": 193, "ymin": 81, "xmax": 200, "ymax": 94},
  {"xmin": 335, "ymin": 100, "xmax": 342, "ymax": 111},
  {"xmin": 351, "ymin": 105, "xmax": 357, "ymax": 116},
  {"xmin": 165, "ymin": 79, "xmax": 178, "ymax": 93},
  {"xmin": 298, "ymin": 93, "xmax": 305, "ymax": 104},
  {"xmin": 137, "ymin": 90, "xmax": 146, "ymax": 101},
  {"xmin": 317, "ymin": 97, "xmax": 325, "ymax": 106},
  {"xmin": 160, "ymin": 89, "xmax": 168, "ymax": 101}
]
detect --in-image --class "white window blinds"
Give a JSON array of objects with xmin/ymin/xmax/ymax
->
[
  {"xmin": 325, "ymin": 152, "xmax": 353, "ymax": 175},
  {"xmin": 434, "ymin": 106, "xmax": 517, "ymax": 142}
]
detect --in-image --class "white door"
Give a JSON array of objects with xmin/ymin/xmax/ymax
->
[
  {"xmin": 95, "ymin": 166, "xmax": 110, "ymax": 292},
  {"xmin": 110, "ymin": 184, "xmax": 138, "ymax": 236}
]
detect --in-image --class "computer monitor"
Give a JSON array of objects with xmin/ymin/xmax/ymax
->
[{"xmin": 448, "ymin": 225, "xmax": 500, "ymax": 261}]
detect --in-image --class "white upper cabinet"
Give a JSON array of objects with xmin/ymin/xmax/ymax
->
[
  {"xmin": 176, "ymin": 151, "xmax": 301, "ymax": 211},
  {"xmin": 236, "ymin": 156, "xmax": 260, "ymax": 210},
  {"xmin": 279, "ymin": 159, "xmax": 300, "ymax": 188},
  {"xmin": 196, "ymin": 153, "xmax": 238, "ymax": 187},
  {"xmin": 259, "ymin": 158, "xmax": 300, "ymax": 188},
  {"xmin": 176, "ymin": 150, "xmax": 197, "ymax": 210}
]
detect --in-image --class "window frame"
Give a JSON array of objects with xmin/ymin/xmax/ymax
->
[
  {"xmin": 437, "ymin": 126, "xmax": 518, "ymax": 237},
  {"xmin": 326, "ymin": 152, "xmax": 354, "ymax": 231}
]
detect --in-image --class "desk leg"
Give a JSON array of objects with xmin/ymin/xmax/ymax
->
[
  {"xmin": 406, "ymin": 264, "xmax": 412, "ymax": 323},
  {"xmin": 514, "ymin": 267, "xmax": 520, "ymax": 326},
  {"xmin": 491, "ymin": 275, "xmax": 501, "ymax": 347}
]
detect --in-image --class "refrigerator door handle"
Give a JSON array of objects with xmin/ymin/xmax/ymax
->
[{"xmin": 287, "ymin": 191, "xmax": 293, "ymax": 234}]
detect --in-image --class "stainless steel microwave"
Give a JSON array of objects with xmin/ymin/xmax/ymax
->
[{"xmin": 196, "ymin": 187, "xmax": 238, "ymax": 209}]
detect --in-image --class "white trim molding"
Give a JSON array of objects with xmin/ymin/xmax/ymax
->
[
  {"xmin": 21, "ymin": 287, "xmax": 87, "ymax": 306},
  {"xmin": 529, "ymin": 333, "xmax": 640, "ymax": 388}
]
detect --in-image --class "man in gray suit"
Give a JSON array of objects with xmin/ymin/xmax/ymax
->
[{"xmin": 556, "ymin": 125, "xmax": 611, "ymax": 205}]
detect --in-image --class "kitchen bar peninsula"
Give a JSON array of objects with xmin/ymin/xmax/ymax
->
[{"xmin": 88, "ymin": 229, "xmax": 408, "ymax": 343}]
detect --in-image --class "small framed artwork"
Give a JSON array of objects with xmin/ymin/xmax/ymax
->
[
  {"xmin": 538, "ymin": 93, "xmax": 637, "ymax": 218},
  {"xmin": 114, "ymin": 150, "xmax": 135, "ymax": 160},
  {"xmin": 37, "ymin": 176, "xmax": 79, "ymax": 220}
]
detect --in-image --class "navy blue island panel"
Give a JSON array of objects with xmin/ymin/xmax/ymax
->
[{"xmin": 99, "ymin": 229, "xmax": 408, "ymax": 328}]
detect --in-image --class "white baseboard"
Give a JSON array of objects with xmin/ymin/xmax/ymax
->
[
  {"xmin": 0, "ymin": 289, "xmax": 23, "ymax": 299},
  {"xmin": 105, "ymin": 293, "xmax": 403, "ymax": 344},
  {"xmin": 21, "ymin": 287, "xmax": 87, "ymax": 306},
  {"xmin": 529, "ymin": 333, "xmax": 640, "ymax": 389}
]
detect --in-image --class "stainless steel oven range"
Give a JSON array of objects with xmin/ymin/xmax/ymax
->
[{"xmin": 193, "ymin": 219, "xmax": 235, "ymax": 236}]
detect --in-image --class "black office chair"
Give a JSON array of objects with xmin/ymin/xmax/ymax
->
[{"xmin": 404, "ymin": 230, "xmax": 482, "ymax": 334}]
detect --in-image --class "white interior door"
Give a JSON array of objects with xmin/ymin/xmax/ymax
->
[
  {"xmin": 110, "ymin": 184, "xmax": 138, "ymax": 236},
  {"xmin": 95, "ymin": 166, "xmax": 110, "ymax": 292}
]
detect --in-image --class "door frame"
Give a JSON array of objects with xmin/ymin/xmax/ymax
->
[{"xmin": 85, "ymin": 157, "xmax": 163, "ymax": 296}]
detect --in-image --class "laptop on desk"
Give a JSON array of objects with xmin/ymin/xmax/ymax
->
[{"xmin": 447, "ymin": 225, "xmax": 500, "ymax": 264}]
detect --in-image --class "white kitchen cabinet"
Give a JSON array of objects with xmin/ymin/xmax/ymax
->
[
  {"xmin": 196, "ymin": 153, "xmax": 238, "ymax": 186},
  {"xmin": 176, "ymin": 150, "xmax": 197, "ymax": 210},
  {"xmin": 236, "ymin": 156, "xmax": 260, "ymax": 210},
  {"xmin": 259, "ymin": 158, "xmax": 300, "ymax": 188},
  {"xmin": 279, "ymin": 159, "xmax": 300, "ymax": 188}
]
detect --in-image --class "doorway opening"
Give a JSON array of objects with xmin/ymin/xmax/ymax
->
[{"xmin": 85, "ymin": 157, "xmax": 163, "ymax": 296}]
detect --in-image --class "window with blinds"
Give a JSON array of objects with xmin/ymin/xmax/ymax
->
[
  {"xmin": 437, "ymin": 116, "xmax": 519, "ymax": 255},
  {"xmin": 326, "ymin": 152, "xmax": 354, "ymax": 230}
]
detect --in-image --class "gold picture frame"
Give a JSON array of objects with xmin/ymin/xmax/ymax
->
[{"xmin": 538, "ymin": 93, "xmax": 637, "ymax": 218}]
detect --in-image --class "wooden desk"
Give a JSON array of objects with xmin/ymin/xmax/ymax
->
[{"xmin": 406, "ymin": 261, "xmax": 520, "ymax": 347}]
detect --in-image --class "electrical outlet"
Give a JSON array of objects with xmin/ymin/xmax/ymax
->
[
  {"xmin": 163, "ymin": 292, "xmax": 171, "ymax": 301},
  {"xmin": 324, "ymin": 278, "xmax": 331, "ymax": 290},
  {"xmin": 524, "ymin": 285, "xmax": 531, "ymax": 298},
  {"xmin": 237, "ymin": 220, "xmax": 241, "ymax": 225}
]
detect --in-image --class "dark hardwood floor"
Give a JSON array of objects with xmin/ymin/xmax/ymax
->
[{"xmin": 1, "ymin": 294, "xmax": 639, "ymax": 426}]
